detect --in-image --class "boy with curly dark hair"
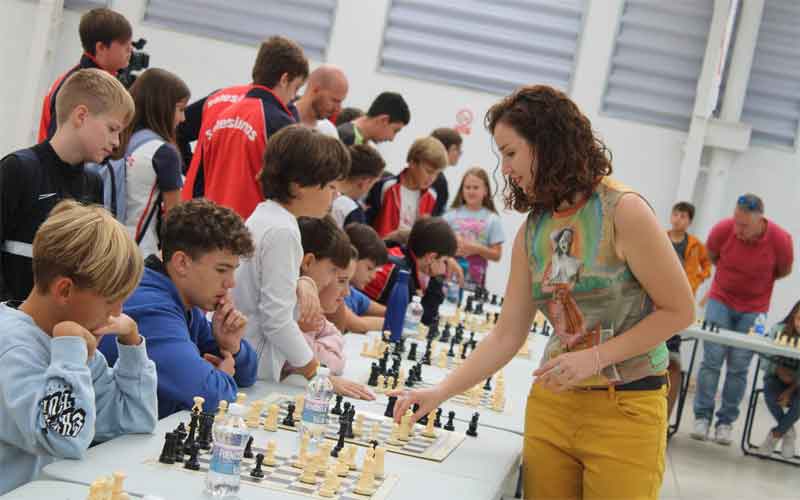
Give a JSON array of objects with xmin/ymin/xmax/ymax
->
[{"xmin": 99, "ymin": 198, "xmax": 258, "ymax": 418}]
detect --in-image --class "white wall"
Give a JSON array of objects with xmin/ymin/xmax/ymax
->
[{"xmin": 2, "ymin": 0, "xmax": 798, "ymax": 321}]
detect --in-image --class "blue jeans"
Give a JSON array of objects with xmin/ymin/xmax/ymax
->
[
  {"xmin": 763, "ymin": 374, "xmax": 800, "ymax": 435},
  {"xmin": 693, "ymin": 298, "xmax": 759, "ymax": 426}
]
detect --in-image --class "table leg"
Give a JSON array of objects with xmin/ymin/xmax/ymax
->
[{"xmin": 669, "ymin": 338, "xmax": 698, "ymax": 439}]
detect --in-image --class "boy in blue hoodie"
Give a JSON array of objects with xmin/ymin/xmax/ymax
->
[
  {"xmin": 99, "ymin": 199, "xmax": 258, "ymax": 418},
  {"xmin": 0, "ymin": 200, "xmax": 157, "ymax": 495}
]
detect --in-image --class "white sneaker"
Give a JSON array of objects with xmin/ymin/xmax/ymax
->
[
  {"xmin": 758, "ymin": 430, "xmax": 779, "ymax": 456},
  {"xmin": 781, "ymin": 427, "xmax": 796, "ymax": 459},
  {"xmin": 714, "ymin": 424, "xmax": 733, "ymax": 445},
  {"xmin": 691, "ymin": 419, "xmax": 710, "ymax": 441}
]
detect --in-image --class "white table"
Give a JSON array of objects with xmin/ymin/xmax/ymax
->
[
  {"xmin": 1, "ymin": 480, "xmax": 141, "ymax": 499},
  {"xmin": 43, "ymin": 404, "xmax": 520, "ymax": 500},
  {"xmin": 672, "ymin": 324, "xmax": 800, "ymax": 465}
]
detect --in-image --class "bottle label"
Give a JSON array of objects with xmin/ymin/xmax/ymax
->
[
  {"xmin": 301, "ymin": 398, "xmax": 329, "ymax": 425},
  {"xmin": 209, "ymin": 442, "xmax": 244, "ymax": 475}
]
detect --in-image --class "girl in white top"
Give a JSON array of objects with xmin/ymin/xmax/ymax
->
[{"xmin": 121, "ymin": 68, "xmax": 189, "ymax": 257}]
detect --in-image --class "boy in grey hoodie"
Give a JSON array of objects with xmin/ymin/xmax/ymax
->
[{"xmin": 0, "ymin": 200, "xmax": 158, "ymax": 494}]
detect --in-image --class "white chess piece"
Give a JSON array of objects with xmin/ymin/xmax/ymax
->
[
  {"xmin": 353, "ymin": 456, "xmax": 377, "ymax": 496},
  {"xmin": 376, "ymin": 375, "xmax": 386, "ymax": 393},
  {"xmin": 263, "ymin": 404, "xmax": 278, "ymax": 432},
  {"xmin": 298, "ymin": 456, "xmax": 319, "ymax": 484},
  {"xmin": 386, "ymin": 423, "xmax": 403, "ymax": 446},
  {"xmin": 293, "ymin": 433, "xmax": 310, "ymax": 468},
  {"xmin": 235, "ymin": 392, "xmax": 246, "ymax": 405},
  {"xmin": 264, "ymin": 440, "xmax": 277, "ymax": 466},
  {"xmin": 399, "ymin": 410, "xmax": 412, "ymax": 442},
  {"xmin": 294, "ymin": 395, "xmax": 305, "ymax": 421},
  {"xmin": 246, "ymin": 400, "xmax": 263, "ymax": 428},
  {"xmin": 353, "ymin": 414, "xmax": 365, "ymax": 437},
  {"xmin": 319, "ymin": 468, "xmax": 339, "ymax": 497},
  {"xmin": 345, "ymin": 444, "xmax": 358, "ymax": 470},
  {"xmin": 335, "ymin": 451, "xmax": 349, "ymax": 477},
  {"xmin": 192, "ymin": 396, "xmax": 205, "ymax": 414},
  {"xmin": 374, "ymin": 446, "xmax": 386, "ymax": 479},
  {"xmin": 215, "ymin": 400, "xmax": 228, "ymax": 423}
]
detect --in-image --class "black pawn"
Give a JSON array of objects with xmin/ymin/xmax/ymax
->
[
  {"xmin": 159, "ymin": 432, "xmax": 176, "ymax": 464},
  {"xmin": 174, "ymin": 422, "xmax": 188, "ymax": 442},
  {"xmin": 332, "ymin": 394, "xmax": 344, "ymax": 415},
  {"xmin": 483, "ymin": 376, "xmax": 492, "ymax": 391},
  {"xmin": 427, "ymin": 322, "xmax": 439, "ymax": 341},
  {"xmin": 444, "ymin": 411, "xmax": 456, "ymax": 431},
  {"xmin": 491, "ymin": 294, "xmax": 498, "ymax": 305},
  {"xmin": 385, "ymin": 395, "xmax": 398, "ymax": 418},
  {"xmin": 440, "ymin": 324, "xmax": 451, "ymax": 343},
  {"xmin": 283, "ymin": 402, "xmax": 296, "ymax": 427},
  {"xmin": 461, "ymin": 342, "xmax": 470, "ymax": 359},
  {"xmin": 469, "ymin": 332, "xmax": 476, "ymax": 345},
  {"xmin": 345, "ymin": 407, "xmax": 356, "ymax": 439},
  {"xmin": 379, "ymin": 351, "xmax": 389, "ymax": 375},
  {"xmin": 702, "ymin": 320, "xmax": 708, "ymax": 330},
  {"xmin": 448, "ymin": 337, "xmax": 456, "ymax": 357},
  {"xmin": 243, "ymin": 435, "xmax": 254, "ymax": 459},
  {"xmin": 466, "ymin": 412, "xmax": 480, "ymax": 437},
  {"xmin": 391, "ymin": 356, "xmax": 401, "ymax": 375},
  {"xmin": 332, "ymin": 420, "xmax": 347, "ymax": 457},
  {"xmin": 184, "ymin": 443, "xmax": 200, "ymax": 471},
  {"xmin": 407, "ymin": 342, "xmax": 418, "ymax": 361},
  {"xmin": 250, "ymin": 453, "xmax": 265, "ymax": 478},
  {"xmin": 367, "ymin": 364, "xmax": 380, "ymax": 387},
  {"xmin": 470, "ymin": 339, "xmax": 478, "ymax": 351},
  {"xmin": 342, "ymin": 402, "xmax": 352, "ymax": 419},
  {"xmin": 434, "ymin": 408, "xmax": 443, "ymax": 428}
]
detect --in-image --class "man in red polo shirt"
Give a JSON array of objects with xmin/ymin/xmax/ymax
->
[{"xmin": 693, "ymin": 193, "xmax": 794, "ymax": 445}]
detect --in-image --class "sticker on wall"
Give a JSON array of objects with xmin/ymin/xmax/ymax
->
[{"xmin": 454, "ymin": 108, "xmax": 474, "ymax": 135}]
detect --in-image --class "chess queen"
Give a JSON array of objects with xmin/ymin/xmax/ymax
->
[{"xmin": 393, "ymin": 85, "xmax": 694, "ymax": 500}]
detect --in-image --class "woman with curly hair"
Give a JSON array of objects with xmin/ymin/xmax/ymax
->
[{"xmin": 393, "ymin": 85, "xmax": 694, "ymax": 499}]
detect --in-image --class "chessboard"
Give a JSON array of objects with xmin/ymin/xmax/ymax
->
[
  {"xmin": 258, "ymin": 394, "xmax": 465, "ymax": 462},
  {"xmin": 145, "ymin": 441, "xmax": 398, "ymax": 500}
]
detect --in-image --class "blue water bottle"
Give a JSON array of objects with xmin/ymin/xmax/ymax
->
[{"xmin": 383, "ymin": 269, "xmax": 410, "ymax": 342}]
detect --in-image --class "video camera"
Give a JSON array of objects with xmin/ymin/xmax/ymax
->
[{"xmin": 117, "ymin": 38, "xmax": 150, "ymax": 88}]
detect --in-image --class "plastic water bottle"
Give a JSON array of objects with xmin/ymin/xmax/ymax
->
[
  {"xmin": 754, "ymin": 313, "xmax": 767, "ymax": 336},
  {"xmin": 446, "ymin": 274, "xmax": 460, "ymax": 304},
  {"xmin": 298, "ymin": 366, "xmax": 334, "ymax": 453},
  {"xmin": 403, "ymin": 296, "xmax": 424, "ymax": 336},
  {"xmin": 206, "ymin": 403, "xmax": 250, "ymax": 498},
  {"xmin": 383, "ymin": 269, "xmax": 411, "ymax": 342}
]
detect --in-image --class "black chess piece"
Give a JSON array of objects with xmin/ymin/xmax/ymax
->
[
  {"xmin": 283, "ymin": 402, "xmax": 296, "ymax": 427},
  {"xmin": 332, "ymin": 394, "xmax": 344, "ymax": 416},
  {"xmin": 367, "ymin": 363, "xmax": 379, "ymax": 387},
  {"xmin": 422, "ymin": 345, "xmax": 432, "ymax": 366},
  {"xmin": 174, "ymin": 422, "xmax": 187, "ymax": 442},
  {"xmin": 494, "ymin": 312, "xmax": 500, "ymax": 324},
  {"xmin": 491, "ymin": 294, "xmax": 498, "ymax": 305},
  {"xmin": 332, "ymin": 419, "xmax": 347, "ymax": 457},
  {"xmin": 466, "ymin": 412, "xmax": 480, "ymax": 437},
  {"xmin": 440, "ymin": 324, "xmax": 451, "ymax": 343},
  {"xmin": 391, "ymin": 355, "xmax": 402, "ymax": 375},
  {"xmin": 183, "ymin": 413, "xmax": 198, "ymax": 454},
  {"xmin": 385, "ymin": 395, "xmax": 398, "ymax": 418},
  {"xmin": 250, "ymin": 453, "xmax": 265, "ymax": 478},
  {"xmin": 470, "ymin": 339, "xmax": 478, "ymax": 351},
  {"xmin": 243, "ymin": 436, "xmax": 254, "ymax": 459},
  {"xmin": 500, "ymin": 297, "xmax": 504, "ymax": 306},
  {"xmin": 344, "ymin": 406, "xmax": 356, "ymax": 439},
  {"xmin": 184, "ymin": 443, "xmax": 201, "ymax": 471},
  {"xmin": 461, "ymin": 342, "xmax": 470, "ymax": 359},
  {"xmin": 469, "ymin": 332, "xmax": 476, "ymax": 345},
  {"xmin": 159, "ymin": 432, "xmax": 176, "ymax": 464},
  {"xmin": 448, "ymin": 337, "xmax": 456, "ymax": 357},
  {"xmin": 434, "ymin": 408, "xmax": 443, "ymax": 428},
  {"xmin": 413, "ymin": 403, "xmax": 429, "ymax": 426},
  {"xmin": 465, "ymin": 297, "xmax": 474, "ymax": 314},
  {"xmin": 379, "ymin": 350, "xmax": 389, "ymax": 374},
  {"xmin": 196, "ymin": 412, "xmax": 214, "ymax": 450},
  {"xmin": 444, "ymin": 411, "xmax": 456, "ymax": 431},
  {"xmin": 702, "ymin": 320, "xmax": 708, "ymax": 330},
  {"xmin": 475, "ymin": 302, "xmax": 484, "ymax": 316},
  {"xmin": 427, "ymin": 322, "xmax": 439, "ymax": 341},
  {"xmin": 407, "ymin": 342, "xmax": 418, "ymax": 361},
  {"xmin": 343, "ymin": 402, "xmax": 352, "ymax": 418},
  {"xmin": 483, "ymin": 376, "xmax": 492, "ymax": 391}
]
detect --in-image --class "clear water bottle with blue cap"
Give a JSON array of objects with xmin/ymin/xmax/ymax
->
[{"xmin": 754, "ymin": 313, "xmax": 767, "ymax": 336}]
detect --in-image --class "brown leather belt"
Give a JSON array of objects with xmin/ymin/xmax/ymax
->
[{"xmin": 582, "ymin": 374, "xmax": 668, "ymax": 392}]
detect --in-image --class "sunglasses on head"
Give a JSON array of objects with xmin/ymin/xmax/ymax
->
[{"xmin": 737, "ymin": 195, "xmax": 760, "ymax": 212}]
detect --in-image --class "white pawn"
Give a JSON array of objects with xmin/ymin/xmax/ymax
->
[
  {"xmin": 386, "ymin": 376, "xmax": 395, "ymax": 391},
  {"xmin": 263, "ymin": 404, "xmax": 279, "ymax": 432},
  {"xmin": 374, "ymin": 446, "xmax": 386, "ymax": 479},
  {"xmin": 422, "ymin": 411, "xmax": 437, "ymax": 438},
  {"xmin": 319, "ymin": 467, "xmax": 339, "ymax": 497},
  {"xmin": 110, "ymin": 471, "xmax": 126, "ymax": 500},
  {"xmin": 335, "ymin": 451, "xmax": 349, "ymax": 477},
  {"xmin": 437, "ymin": 350, "xmax": 448, "ymax": 368},
  {"xmin": 386, "ymin": 423, "xmax": 403, "ymax": 446},
  {"xmin": 353, "ymin": 414, "xmax": 365, "ymax": 437},
  {"xmin": 361, "ymin": 341, "xmax": 370, "ymax": 357},
  {"xmin": 354, "ymin": 456, "xmax": 377, "ymax": 496},
  {"xmin": 399, "ymin": 410, "xmax": 412, "ymax": 442},
  {"xmin": 215, "ymin": 400, "xmax": 228, "ymax": 423},
  {"xmin": 369, "ymin": 421, "xmax": 381, "ymax": 442},
  {"xmin": 264, "ymin": 440, "xmax": 277, "ymax": 466},
  {"xmin": 294, "ymin": 394, "xmax": 305, "ymax": 421},
  {"xmin": 376, "ymin": 375, "xmax": 386, "ymax": 393},
  {"xmin": 345, "ymin": 444, "xmax": 358, "ymax": 470},
  {"xmin": 246, "ymin": 400, "xmax": 263, "ymax": 428},
  {"xmin": 298, "ymin": 456, "xmax": 319, "ymax": 485},
  {"xmin": 235, "ymin": 392, "xmax": 246, "ymax": 405},
  {"xmin": 293, "ymin": 433, "xmax": 310, "ymax": 468}
]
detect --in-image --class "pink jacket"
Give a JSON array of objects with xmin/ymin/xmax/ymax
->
[{"xmin": 283, "ymin": 319, "xmax": 345, "ymax": 377}]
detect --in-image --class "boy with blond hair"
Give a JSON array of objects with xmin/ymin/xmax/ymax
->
[
  {"xmin": 0, "ymin": 68, "xmax": 134, "ymax": 301},
  {"xmin": 365, "ymin": 136, "xmax": 448, "ymax": 237},
  {"xmin": 0, "ymin": 200, "xmax": 157, "ymax": 495}
]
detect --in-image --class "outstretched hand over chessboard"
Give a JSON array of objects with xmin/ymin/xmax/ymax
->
[
  {"xmin": 389, "ymin": 387, "xmax": 445, "ymax": 424},
  {"xmin": 331, "ymin": 376, "xmax": 376, "ymax": 401}
]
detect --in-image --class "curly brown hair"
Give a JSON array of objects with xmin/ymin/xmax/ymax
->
[
  {"xmin": 485, "ymin": 85, "xmax": 613, "ymax": 213},
  {"xmin": 160, "ymin": 199, "xmax": 254, "ymax": 263}
]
